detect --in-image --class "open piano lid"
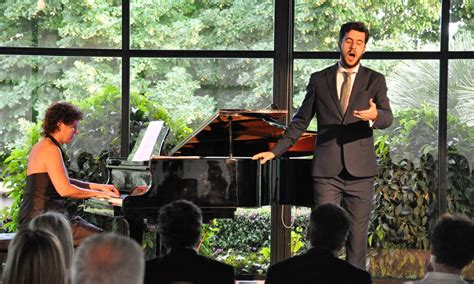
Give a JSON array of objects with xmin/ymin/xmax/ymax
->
[{"xmin": 169, "ymin": 109, "xmax": 316, "ymax": 157}]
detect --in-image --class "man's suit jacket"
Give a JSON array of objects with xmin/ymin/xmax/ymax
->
[
  {"xmin": 271, "ymin": 63, "xmax": 393, "ymax": 178},
  {"xmin": 265, "ymin": 247, "xmax": 372, "ymax": 284},
  {"xmin": 144, "ymin": 247, "xmax": 235, "ymax": 284}
]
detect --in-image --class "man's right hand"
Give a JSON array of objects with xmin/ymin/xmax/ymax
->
[{"xmin": 252, "ymin": 151, "xmax": 276, "ymax": 164}]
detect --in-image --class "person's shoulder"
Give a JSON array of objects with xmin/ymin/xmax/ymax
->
[
  {"xmin": 28, "ymin": 139, "xmax": 60, "ymax": 165},
  {"xmin": 34, "ymin": 139, "xmax": 59, "ymax": 154},
  {"xmin": 195, "ymin": 254, "xmax": 235, "ymax": 281},
  {"xmin": 198, "ymin": 254, "xmax": 234, "ymax": 271},
  {"xmin": 144, "ymin": 256, "xmax": 167, "ymax": 284},
  {"xmin": 311, "ymin": 63, "xmax": 338, "ymax": 78},
  {"xmin": 333, "ymin": 258, "xmax": 371, "ymax": 282},
  {"xmin": 144, "ymin": 256, "xmax": 169, "ymax": 280},
  {"xmin": 360, "ymin": 65, "xmax": 385, "ymax": 78},
  {"xmin": 268, "ymin": 253, "xmax": 307, "ymax": 272},
  {"xmin": 145, "ymin": 255, "xmax": 164, "ymax": 268},
  {"xmin": 266, "ymin": 254, "xmax": 311, "ymax": 283}
]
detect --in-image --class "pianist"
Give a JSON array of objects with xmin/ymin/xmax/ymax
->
[{"xmin": 18, "ymin": 102, "xmax": 120, "ymax": 245}]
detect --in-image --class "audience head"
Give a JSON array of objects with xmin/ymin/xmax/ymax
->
[
  {"xmin": 430, "ymin": 213, "xmax": 474, "ymax": 270},
  {"xmin": 71, "ymin": 233, "xmax": 144, "ymax": 284},
  {"xmin": 157, "ymin": 199, "xmax": 203, "ymax": 250},
  {"xmin": 308, "ymin": 203, "xmax": 351, "ymax": 252},
  {"xmin": 1, "ymin": 229, "xmax": 66, "ymax": 284},
  {"xmin": 42, "ymin": 101, "xmax": 83, "ymax": 136},
  {"xmin": 29, "ymin": 211, "xmax": 74, "ymax": 269}
]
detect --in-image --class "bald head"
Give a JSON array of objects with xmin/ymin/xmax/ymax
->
[{"xmin": 71, "ymin": 233, "xmax": 144, "ymax": 284}]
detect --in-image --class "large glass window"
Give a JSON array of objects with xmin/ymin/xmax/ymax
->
[
  {"xmin": 367, "ymin": 60, "xmax": 440, "ymax": 280},
  {"xmin": 0, "ymin": 56, "xmax": 121, "ymax": 168},
  {"xmin": 131, "ymin": 58, "xmax": 273, "ymax": 129},
  {"xmin": 0, "ymin": 1, "xmax": 122, "ymax": 48},
  {"xmin": 450, "ymin": 1, "xmax": 474, "ymax": 51},
  {"xmin": 447, "ymin": 59, "xmax": 473, "ymax": 216},
  {"xmin": 294, "ymin": 0, "xmax": 441, "ymax": 51},
  {"xmin": 131, "ymin": 0, "xmax": 274, "ymax": 50},
  {"xmin": 0, "ymin": 1, "xmax": 473, "ymax": 281}
]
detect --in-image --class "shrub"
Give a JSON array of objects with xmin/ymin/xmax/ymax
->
[{"xmin": 369, "ymin": 105, "xmax": 474, "ymax": 249}]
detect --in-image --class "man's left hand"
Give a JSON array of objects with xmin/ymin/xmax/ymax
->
[{"xmin": 353, "ymin": 98, "xmax": 378, "ymax": 121}]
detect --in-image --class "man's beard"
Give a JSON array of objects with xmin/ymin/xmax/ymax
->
[{"xmin": 340, "ymin": 54, "xmax": 362, "ymax": 69}]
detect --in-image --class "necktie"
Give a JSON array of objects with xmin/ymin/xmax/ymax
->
[{"xmin": 340, "ymin": 72, "xmax": 352, "ymax": 114}]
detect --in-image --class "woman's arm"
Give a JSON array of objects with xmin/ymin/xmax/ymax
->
[
  {"xmin": 70, "ymin": 179, "xmax": 120, "ymax": 196},
  {"xmin": 44, "ymin": 146, "xmax": 118, "ymax": 199}
]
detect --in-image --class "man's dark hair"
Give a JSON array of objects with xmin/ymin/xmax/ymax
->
[
  {"xmin": 157, "ymin": 200, "xmax": 202, "ymax": 249},
  {"xmin": 42, "ymin": 102, "xmax": 83, "ymax": 136},
  {"xmin": 308, "ymin": 203, "xmax": 351, "ymax": 251},
  {"xmin": 431, "ymin": 213, "xmax": 474, "ymax": 269},
  {"xmin": 339, "ymin": 21, "xmax": 370, "ymax": 44}
]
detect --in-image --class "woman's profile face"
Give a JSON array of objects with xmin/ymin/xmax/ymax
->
[{"xmin": 59, "ymin": 120, "xmax": 80, "ymax": 144}]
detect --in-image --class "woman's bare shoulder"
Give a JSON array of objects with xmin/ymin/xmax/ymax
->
[
  {"xmin": 28, "ymin": 139, "xmax": 61, "ymax": 168},
  {"xmin": 31, "ymin": 138, "xmax": 58, "ymax": 154}
]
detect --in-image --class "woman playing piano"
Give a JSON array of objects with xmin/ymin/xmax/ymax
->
[{"xmin": 18, "ymin": 102, "xmax": 120, "ymax": 245}]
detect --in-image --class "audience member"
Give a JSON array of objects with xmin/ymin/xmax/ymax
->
[
  {"xmin": 265, "ymin": 203, "xmax": 371, "ymax": 283},
  {"xmin": 29, "ymin": 211, "xmax": 74, "ymax": 269},
  {"xmin": 1, "ymin": 229, "xmax": 67, "ymax": 284},
  {"xmin": 144, "ymin": 199, "xmax": 235, "ymax": 284},
  {"xmin": 71, "ymin": 232, "xmax": 144, "ymax": 284},
  {"xmin": 417, "ymin": 213, "xmax": 474, "ymax": 284}
]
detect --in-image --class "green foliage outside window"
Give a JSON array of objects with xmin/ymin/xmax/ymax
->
[
  {"xmin": 0, "ymin": 0, "xmax": 473, "ymax": 280},
  {"xmin": 2, "ymin": 0, "xmax": 471, "ymax": 152},
  {"xmin": 199, "ymin": 207, "xmax": 309, "ymax": 275}
]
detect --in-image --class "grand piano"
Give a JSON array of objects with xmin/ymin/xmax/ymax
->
[{"xmin": 84, "ymin": 109, "xmax": 316, "ymax": 242}]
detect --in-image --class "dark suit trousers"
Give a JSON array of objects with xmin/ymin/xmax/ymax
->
[{"xmin": 313, "ymin": 170, "xmax": 374, "ymax": 269}]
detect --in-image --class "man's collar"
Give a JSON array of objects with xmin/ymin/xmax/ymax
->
[{"xmin": 338, "ymin": 61, "xmax": 361, "ymax": 74}]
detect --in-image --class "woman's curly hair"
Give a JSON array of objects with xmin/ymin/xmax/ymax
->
[{"xmin": 42, "ymin": 102, "xmax": 83, "ymax": 136}]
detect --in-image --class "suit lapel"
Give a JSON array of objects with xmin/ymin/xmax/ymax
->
[
  {"xmin": 326, "ymin": 64, "xmax": 344, "ymax": 119},
  {"xmin": 344, "ymin": 65, "xmax": 368, "ymax": 121}
]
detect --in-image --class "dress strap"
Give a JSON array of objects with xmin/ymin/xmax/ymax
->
[{"xmin": 45, "ymin": 133, "xmax": 66, "ymax": 163}]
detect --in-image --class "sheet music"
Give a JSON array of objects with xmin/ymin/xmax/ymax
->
[{"xmin": 132, "ymin": 121, "xmax": 164, "ymax": 162}]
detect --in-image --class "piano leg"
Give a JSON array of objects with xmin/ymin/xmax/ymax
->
[
  {"xmin": 127, "ymin": 218, "xmax": 146, "ymax": 245},
  {"xmin": 156, "ymin": 232, "xmax": 163, "ymax": 257}
]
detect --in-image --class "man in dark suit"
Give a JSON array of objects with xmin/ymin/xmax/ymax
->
[
  {"xmin": 144, "ymin": 199, "xmax": 235, "ymax": 284},
  {"xmin": 265, "ymin": 203, "xmax": 372, "ymax": 284},
  {"xmin": 253, "ymin": 21, "xmax": 393, "ymax": 268}
]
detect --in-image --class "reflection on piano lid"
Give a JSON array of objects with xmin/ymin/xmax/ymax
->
[{"xmin": 170, "ymin": 109, "xmax": 316, "ymax": 157}]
